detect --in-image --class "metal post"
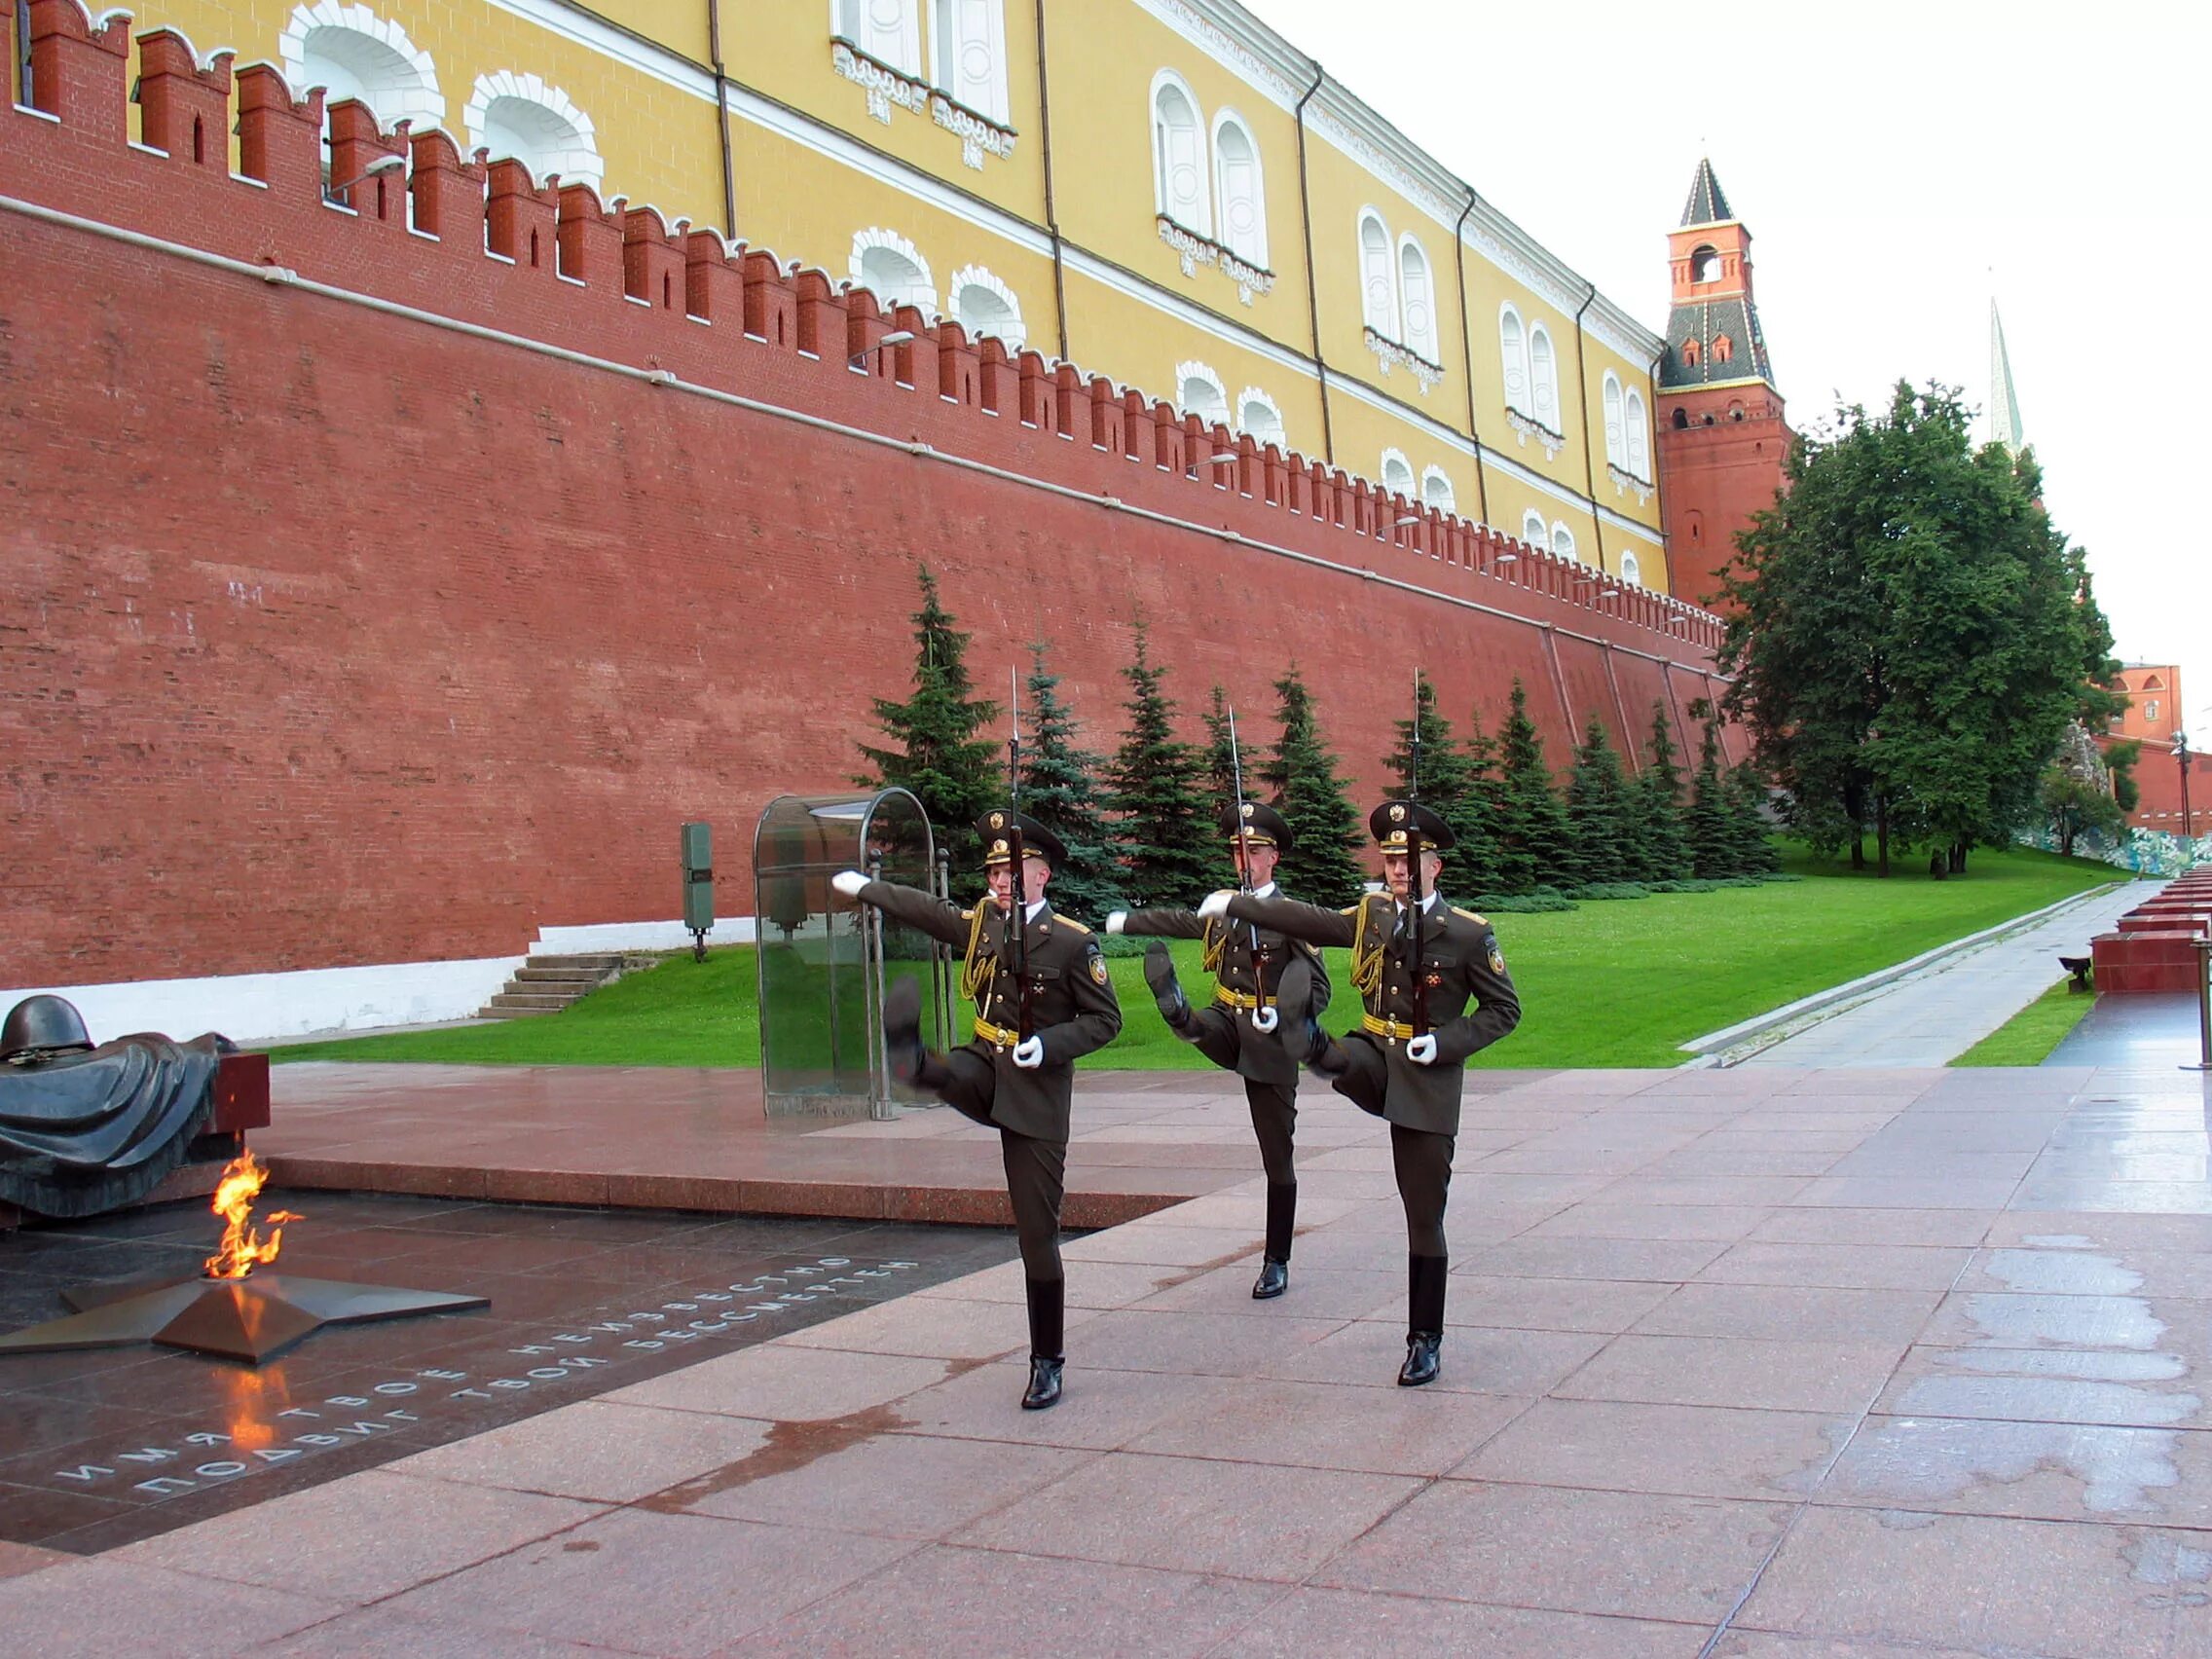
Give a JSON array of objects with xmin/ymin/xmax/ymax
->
[
  {"xmin": 2189, "ymin": 939, "xmax": 2212, "ymax": 1073},
  {"xmin": 865, "ymin": 852, "xmax": 894, "ymax": 1118}
]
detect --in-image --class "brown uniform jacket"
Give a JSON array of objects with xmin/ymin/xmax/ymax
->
[
  {"xmin": 860, "ymin": 879, "xmax": 1122, "ymax": 1142},
  {"xmin": 1224, "ymin": 890, "xmax": 1520, "ymax": 1135},
  {"xmin": 1119, "ymin": 889, "xmax": 1331, "ymax": 1087}
]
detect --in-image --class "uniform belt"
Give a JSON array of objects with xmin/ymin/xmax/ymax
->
[
  {"xmin": 1362, "ymin": 1012, "xmax": 1418, "ymax": 1042},
  {"xmin": 1213, "ymin": 986, "xmax": 1276, "ymax": 1011},
  {"xmin": 973, "ymin": 1015, "xmax": 1021, "ymax": 1049}
]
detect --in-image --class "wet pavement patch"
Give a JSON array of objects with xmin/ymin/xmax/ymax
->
[{"xmin": 0, "ymin": 1193, "xmax": 1021, "ymax": 1554}]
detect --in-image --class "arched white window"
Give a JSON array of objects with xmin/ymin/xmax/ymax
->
[
  {"xmin": 464, "ymin": 73, "xmax": 602, "ymax": 189},
  {"xmin": 1521, "ymin": 507, "xmax": 1546, "ymax": 545},
  {"xmin": 1420, "ymin": 466, "xmax": 1456, "ymax": 512},
  {"xmin": 1620, "ymin": 550, "xmax": 1642, "ymax": 586},
  {"xmin": 1602, "ymin": 371, "xmax": 1626, "ymax": 468},
  {"xmin": 1176, "ymin": 360, "xmax": 1230, "ymax": 425},
  {"xmin": 1529, "ymin": 325, "xmax": 1559, "ymax": 428},
  {"xmin": 1624, "ymin": 388, "xmax": 1650, "ymax": 479},
  {"xmin": 1551, "ymin": 521, "xmax": 1577, "ymax": 562},
  {"xmin": 1359, "ymin": 210, "xmax": 1396, "ymax": 337},
  {"xmin": 837, "ymin": 0, "xmax": 921, "ymax": 75},
  {"xmin": 1237, "ymin": 387, "xmax": 1285, "ymax": 448},
  {"xmin": 1397, "ymin": 236, "xmax": 1437, "ymax": 361},
  {"xmin": 850, "ymin": 227, "xmax": 938, "ymax": 313},
  {"xmin": 931, "ymin": 0, "xmax": 1007, "ymax": 122},
  {"xmin": 1151, "ymin": 72, "xmax": 1209, "ymax": 236},
  {"xmin": 281, "ymin": 3, "xmax": 445, "ymax": 140},
  {"xmin": 1499, "ymin": 305, "xmax": 1529, "ymax": 416},
  {"xmin": 1381, "ymin": 449, "xmax": 1416, "ymax": 500},
  {"xmin": 948, "ymin": 264, "xmax": 1023, "ymax": 346},
  {"xmin": 1211, "ymin": 111, "xmax": 1267, "ymax": 267}
]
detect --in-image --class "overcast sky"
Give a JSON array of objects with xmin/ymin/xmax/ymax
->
[{"xmin": 1243, "ymin": 0, "xmax": 2210, "ymax": 748}]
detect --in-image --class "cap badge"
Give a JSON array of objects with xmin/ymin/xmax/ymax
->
[
  {"xmin": 1240, "ymin": 802, "xmax": 1254, "ymax": 819},
  {"xmin": 989, "ymin": 812, "xmax": 1005, "ymax": 830},
  {"xmin": 1389, "ymin": 804, "xmax": 1406, "ymax": 823}
]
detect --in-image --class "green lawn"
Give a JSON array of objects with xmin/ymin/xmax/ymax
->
[
  {"xmin": 275, "ymin": 844, "xmax": 2121, "ymax": 1072},
  {"xmin": 1950, "ymin": 977, "xmax": 2096, "ymax": 1067}
]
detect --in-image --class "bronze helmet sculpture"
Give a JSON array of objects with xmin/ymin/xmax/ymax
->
[{"xmin": 1, "ymin": 994, "xmax": 94, "ymax": 1064}]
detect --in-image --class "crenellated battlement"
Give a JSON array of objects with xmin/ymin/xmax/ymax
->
[{"xmin": 0, "ymin": 0, "xmax": 1720, "ymax": 655}]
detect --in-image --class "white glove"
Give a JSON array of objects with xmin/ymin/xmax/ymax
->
[
  {"xmin": 830, "ymin": 870, "xmax": 868, "ymax": 898},
  {"xmin": 1251, "ymin": 1007, "xmax": 1278, "ymax": 1033},
  {"xmin": 1407, "ymin": 1034, "xmax": 1438, "ymax": 1065},
  {"xmin": 1106, "ymin": 911, "xmax": 1127, "ymax": 935},
  {"xmin": 1197, "ymin": 889, "xmax": 1235, "ymax": 920},
  {"xmin": 1012, "ymin": 1035, "xmax": 1044, "ymax": 1069}
]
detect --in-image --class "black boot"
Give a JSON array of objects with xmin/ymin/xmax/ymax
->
[
  {"xmin": 1272, "ymin": 956, "xmax": 1341, "ymax": 1072},
  {"xmin": 1252, "ymin": 1181, "xmax": 1296, "ymax": 1299},
  {"xmin": 1398, "ymin": 1253, "xmax": 1448, "ymax": 1386},
  {"xmin": 1143, "ymin": 941, "xmax": 1194, "ymax": 1034},
  {"xmin": 883, "ymin": 976, "xmax": 950, "ymax": 1090},
  {"xmin": 1022, "ymin": 1276, "xmax": 1065, "ymax": 1411}
]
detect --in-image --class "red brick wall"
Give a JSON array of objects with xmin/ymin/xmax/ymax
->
[
  {"xmin": 0, "ymin": 5, "xmax": 1736, "ymax": 985},
  {"xmin": 1655, "ymin": 387, "xmax": 1791, "ymax": 610}
]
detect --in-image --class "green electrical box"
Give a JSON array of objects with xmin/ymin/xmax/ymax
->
[{"xmin": 681, "ymin": 822, "xmax": 714, "ymax": 951}]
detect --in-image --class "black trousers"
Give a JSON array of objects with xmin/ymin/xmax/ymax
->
[
  {"xmin": 938, "ymin": 1048, "xmax": 1065, "ymax": 1282},
  {"xmin": 1184, "ymin": 1007, "xmax": 1299, "ymax": 1186},
  {"xmin": 1329, "ymin": 1034, "xmax": 1454, "ymax": 1256}
]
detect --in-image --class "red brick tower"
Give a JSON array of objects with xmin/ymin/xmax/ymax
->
[{"xmin": 1655, "ymin": 159, "xmax": 1790, "ymax": 608}]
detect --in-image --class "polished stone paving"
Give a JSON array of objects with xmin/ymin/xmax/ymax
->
[
  {"xmin": 0, "ymin": 1196, "xmax": 1019, "ymax": 1555},
  {"xmin": 2049, "ymin": 990, "xmax": 2208, "ymax": 1069},
  {"xmin": 0, "ymin": 1063, "xmax": 2207, "ymax": 1656}
]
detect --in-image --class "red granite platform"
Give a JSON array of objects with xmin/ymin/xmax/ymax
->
[{"xmin": 2091, "ymin": 872, "xmax": 2212, "ymax": 992}]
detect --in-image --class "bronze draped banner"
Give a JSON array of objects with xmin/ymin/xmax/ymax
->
[{"xmin": 0, "ymin": 1033, "xmax": 229, "ymax": 1218}]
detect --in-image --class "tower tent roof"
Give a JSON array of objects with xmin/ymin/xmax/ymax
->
[{"xmin": 1680, "ymin": 158, "xmax": 1734, "ymax": 227}]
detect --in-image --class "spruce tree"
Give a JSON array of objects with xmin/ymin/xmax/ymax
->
[
  {"xmin": 1103, "ymin": 628, "xmax": 1230, "ymax": 904},
  {"xmin": 1017, "ymin": 642, "xmax": 1124, "ymax": 919},
  {"xmin": 1385, "ymin": 677, "xmax": 1501, "ymax": 895},
  {"xmin": 1491, "ymin": 680, "xmax": 1573, "ymax": 893},
  {"xmin": 1200, "ymin": 684, "xmax": 1261, "ymax": 807},
  {"xmin": 1259, "ymin": 668, "xmax": 1367, "ymax": 905},
  {"xmin": 1728, "ymin": 761, "xmax": 1782, "ymax": 875},
  {"xmin": 1687, "ymin": 710, "xmax": 1739, "ymax": 878},
  {"xmin": 855, "ymin": 564, "xmax": 1001, "ymax": 869},
  {"xmin": 1628, "ymin": 701, "xmax": 1693, "ymax": 883},
  {"xmin": 1565, "ymin": 712, "xmax": 1635, "ymax": 885}
]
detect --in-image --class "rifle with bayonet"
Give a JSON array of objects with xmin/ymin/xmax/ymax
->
[
  {"xmin": 1409, "ymin": 668, "xmax": 1428, "ymax": 1042},
  {"xmin": 1008, "ymin": 669, "xmax": 1034, "ymax": 1043}
]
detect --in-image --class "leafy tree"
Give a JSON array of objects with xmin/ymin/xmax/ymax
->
[
  {"xmin": 2105, "ymin": 738, "xmax": 2143, "ymax": 814},
  {"xmin": 1626, "ymin": 702, "xmax": 1692, "ymax": 883},
  {"xmin": 1491, "ymin": 680, "xmax": 1573, "ymax": 892},
  {"xmin": 1721, "ymin": 383, "xmax": 2118, "ymax": 875},
  {"xmin": 2040, "ymin": 765, "xmax": 2123, "ymax": 858},
  {"xmin": 1564, "ymin": 713, "xmax": 1635, "ymax": 885},
  {"xmin": 1385, "ymin": 676, "xmax": 1501, "ymax": 892},
  {"xmin": 1103, "ymin": 628, "xmax": 1229, "ymax": 904},
  {"xmin": 856, "ymin": 564, "xmax": 1000, "ymax": 869},
  {"xmin": 1686, "ymin": 710, "xmax": 1738, "ymax": 878},
  {"xmin": 1258, "ymin": 668, "xmax": 1366, "ymax": 905},
  {"xmin": 1017, "ymin": 642, "xmax": 1123, "ymax": 919}
]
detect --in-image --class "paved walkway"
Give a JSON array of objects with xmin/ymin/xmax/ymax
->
[
  {"xmin": 2, "ymin": 1061, "xmax": 2207, "ymax": 1655},
  {"xmin": 1739, "ymin": 882, "xmax": 2144, "ymax": 1066}
]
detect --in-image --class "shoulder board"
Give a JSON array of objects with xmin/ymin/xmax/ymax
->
[
  {"xmin": 1450, "ymin": 906, "xmax": 1490, "ymax": 926},
  {"xmin": 1055, "ymin": 914, "xmax": 1092, "ymax": 935}
]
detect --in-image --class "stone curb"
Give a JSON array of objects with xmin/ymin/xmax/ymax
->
[{"xmin": 1676, "ymin": 879, "xmax": 2131, "ymax": 1065}]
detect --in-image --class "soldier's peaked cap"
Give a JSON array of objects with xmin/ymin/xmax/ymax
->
[
  {"xmin": 1367, "ymin": 799, "xmax": 1456, "ymax": 853},
  {"xmin": 1219, "ymin": 799, "xmax": 1293, "ymax": 853},
  {"xmin": 975, "ymin": 808, "xmax": 1067, "ymax": 870}
]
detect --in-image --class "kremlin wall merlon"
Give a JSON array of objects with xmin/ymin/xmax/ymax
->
[{"xmin": 1, "ymin": 0, "xmax": 1741, "ymax": 987}]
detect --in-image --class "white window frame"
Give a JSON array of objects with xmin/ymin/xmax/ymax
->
[
  {"xmin": 947, "ymin": 262, "xmax": 1024, "ymax": 347},
  {"xmin": 463, "ymin": 72, "xmax": 603, "ymax": 190},
  {"xmin": 1602, "ymin": 371, "xmax": 1626, "ymax": 469},
  {"xmin": 1521, "ymin": 507, "xmax": 1547, "ymax": 546},
  {"xmin": 1396, "ymin": 234, "xmax": 1437, "ymax": 362},
  {"xmin": 833, "ymin": 0, "xmax": 922, "ymax": 76},
  {"xmin": 1419, "ymin": 466, "xmax": 1455, "ymax": 513},
  {"xmin": 849, "ymin": 226, "xmax": 938, "ymax": 315},
  {"xmin": 1176, "ymin": 359, "xmax": 1230, "ymax": 426},
  {"xmin": 1550, "ymin": 520, "xmax": 1577, "ymax": 562},
  {"xmin": 279, "ymin": 2, "xmax": 446, "ymax": 132},
  {"xmin": 1499, "ymin": 304, "xmax": 1530, "ymax": 417},
  {"xmin": 1150, "ymin": 69, "xmax": 1211, "ymax": 238},
  {"xmin": 1529, "ymin": 324, "xmax": 1559, "ymax": 429},
  {"xmin": 1236, "ymin": 386, "xmax": 1285, "ymax": 448},
  {"xmin": 1620, "ymin": 550, "xmax": 1642, "ymax": 587},
  {"xmin": 929, "ymin": 0, "xmax": 1008, "ymax": 124},
  {"xmin": 1380, "ymin": 448, "xmax": 1417, "ymax": 501},
  {"xmin": 1358, "ymin": 208, "xmax": 1397, "ymax": 339},
  {"xmin": 1208, "ymin": 108, "xmax": 1268, "ymax": 268},
  {"xmin": 1624, "ymin": 387, "xmax": 1649, "ymax": 480}
]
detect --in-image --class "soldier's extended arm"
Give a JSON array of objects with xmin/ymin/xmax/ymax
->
[
  {"xmin": 1109, "ymin": 906, "xmax": 1207, "ymax": 940},
  {"xmin": 1040, "ymin": 940, "xmax": 1123, "ymax": 1066},
  {"xmin": 853, "ymin": 879, "xmax": 973, "ymax": 951},
  {"xmin": 1223, "ymin": 892, "xmax": 1359, "ymax": 949},
  {"xmin": 1431, "ymin": 931, "xmax": 1522, "ymax": 1066}
]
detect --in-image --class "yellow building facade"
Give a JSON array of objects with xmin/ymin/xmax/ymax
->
[{"xmin": 132, "ymin": 0, "xmax": 1674, "ymax": 588}]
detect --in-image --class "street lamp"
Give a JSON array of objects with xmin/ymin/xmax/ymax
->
[
  {"xmin": 2174, "ymin": 729, "xmax": 2196, "ymax": 857},
  {"xmin": 328, "ymin": 150, "xmax": 406, "ymax": 201},
  {"xmin": 846, "ymin": 329, "xmax": 914, "ymax": 369}
]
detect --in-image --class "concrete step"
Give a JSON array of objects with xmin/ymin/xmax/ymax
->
[
  {"xmin": 524, "ymin": 953, "xmax": 626, "ymax": 970},
  {"xmin": 513, "ymin": 966, "xmax": 610, "ymax": 983},
  {"xmin": 486, "ymin": 992, "xmax": 580, "ymax": 1012},
  {"xmin": 475, "ymin": 1006, "xmax": 552, "ymax": 1019}
]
